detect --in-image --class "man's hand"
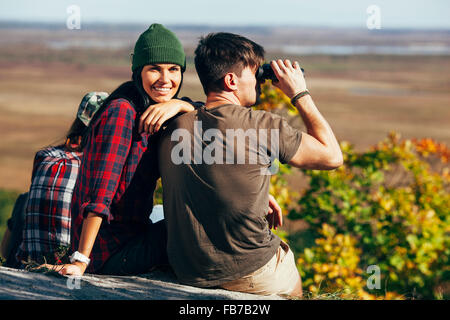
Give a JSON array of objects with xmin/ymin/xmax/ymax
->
[
  {"xmin": 267, "ymin": 194, "xmax": 283, "ymax": 230},
  {"xmin": 270, "ymin": 59, "xmax": 307, "ymax": 99}
]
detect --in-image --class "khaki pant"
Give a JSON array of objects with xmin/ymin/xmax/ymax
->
[{"xmin": 220, "ymin": 241, "xmax": 301, "ymax": 296}]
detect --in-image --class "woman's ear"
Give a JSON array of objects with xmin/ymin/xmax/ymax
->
[{"xmin": 223, "ymin": 72, "xmax": 238, "ymax": 92}]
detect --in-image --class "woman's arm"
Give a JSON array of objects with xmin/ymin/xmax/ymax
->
[
  {"xmin": 51, "ymin": 100, "xmax": 135, "ymax": 275},
  {"xmin": 55, "ymin": 212, "xmax": 102, "ymax": 276},
  {"xmin": 39, "ymin": 212, "xmax": 102, "ymax": 276},
  {"xmin": 139, "ymin": 99, "xmax": 196, "ymax": 134}
]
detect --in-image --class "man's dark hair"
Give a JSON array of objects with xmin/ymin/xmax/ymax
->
[{"xmin": 194, "ymin": 32, "xmax": 265, "ymax": 95}]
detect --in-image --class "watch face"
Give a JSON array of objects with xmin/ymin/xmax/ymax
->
[{"xmin": 70, "ymin": 251, "xmax": 90, "ymax": 265}]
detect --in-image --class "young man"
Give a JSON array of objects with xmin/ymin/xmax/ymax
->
[{"xmin": 157, "ymin": 32, "xmax": 343, "ymax": 297}]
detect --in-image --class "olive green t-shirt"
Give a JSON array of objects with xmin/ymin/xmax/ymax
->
[{"xmin": 157, "ymin": 104, "xmax": 302, "ymax": 287}]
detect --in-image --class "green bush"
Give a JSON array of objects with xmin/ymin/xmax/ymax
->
[
  {"xmin": 0, "ymin": 189, "xmax": 19, "ymax": 245},
  {"xmin": 257, "ymin": 83, "xmax": 449, "ymax": 299},
  {"xmin": 289, "ymin": 133, "xmax": 449, "ymax": 299}
]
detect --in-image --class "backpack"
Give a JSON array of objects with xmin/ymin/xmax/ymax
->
[{"xmin": 5, "ymin": 92, "xmax": 113, "ymax": 267}]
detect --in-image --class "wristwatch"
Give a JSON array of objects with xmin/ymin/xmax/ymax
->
[{"xmin": 69, "ymin": 251, "xmax": 91, "ymax": 266}]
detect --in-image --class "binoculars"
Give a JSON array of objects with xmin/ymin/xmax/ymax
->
[{"xmin": 256, "ymin": 63, "xmax": 305, "ymax": 83}]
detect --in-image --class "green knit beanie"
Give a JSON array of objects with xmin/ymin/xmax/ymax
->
[{"xmin": 132, "ymin": 24, "xmax": 186, "ymax": 72}]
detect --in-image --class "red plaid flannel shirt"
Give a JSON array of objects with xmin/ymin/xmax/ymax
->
[{"xmin": 71, "ymin": 98, "xmax": 160, "ymax": 273}]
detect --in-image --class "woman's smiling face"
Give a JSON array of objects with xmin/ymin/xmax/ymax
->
[{"xmin": 141, "ymin": 64, "xmax": 182, "ymax": 103}]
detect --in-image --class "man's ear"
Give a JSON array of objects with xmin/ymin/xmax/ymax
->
[{"xmin": 223, "ymin": 72, "xmax": 238, "ymax": 91}]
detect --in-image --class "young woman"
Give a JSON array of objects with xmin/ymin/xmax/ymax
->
[{"xmin": 50, "ymin": 24, "xmax": 200, "ymax": 276}]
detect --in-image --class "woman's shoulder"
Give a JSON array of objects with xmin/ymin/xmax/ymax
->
[
  {"xmin": 96, "ymin": 97, "xmax": 138, "ymax": 123},
  {"xmin": 105, "ymin": 97, "xmax": 137, "ymax": 113}
]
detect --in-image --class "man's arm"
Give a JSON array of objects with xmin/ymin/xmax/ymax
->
[
  {"xmin": 271, "ymin": 59, "xmax": 343, "ymax": 170},
  {"xmin": 289, "ymin": 94, "xmax": 343, "ymax": 169}
]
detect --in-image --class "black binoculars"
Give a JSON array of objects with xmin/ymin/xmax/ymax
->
[{"xmin": 256, "ymin": 63, "xmax": 305, "ymax": 83}]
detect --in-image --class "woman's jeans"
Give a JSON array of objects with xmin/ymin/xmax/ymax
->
[
  {"xmin": 4, "ymin": 192, "xmax": 29, "ymax": 268},
  {"xmin": 98, "ymin": 220, "xmax": 169, "ymax": 275}
]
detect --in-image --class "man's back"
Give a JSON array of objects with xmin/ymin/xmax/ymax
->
[{"xmin": 157, "ymin": 104, "xmax": 302, "ymax": 287}]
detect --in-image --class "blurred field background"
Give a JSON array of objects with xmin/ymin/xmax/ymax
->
[
  {"xmin": 0, "ymin": 24, "xmax": 448, "ymax": 191},
  {"xmin": 0, "ymin": 21, "xmax": 449, "ymax": 299}
]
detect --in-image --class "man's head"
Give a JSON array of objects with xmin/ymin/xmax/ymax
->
[{"xmin": 194, "ymin": 32, "xmax": 265, "ymax": 107}]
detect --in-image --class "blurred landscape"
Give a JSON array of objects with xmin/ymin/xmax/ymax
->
[
  {"xmin": 0, "ymin": 22, "xmax": 449, "ymax": 193},
  {"xmin": 0, "ymin": 21, "xmax": 449, "ymax": 299}
]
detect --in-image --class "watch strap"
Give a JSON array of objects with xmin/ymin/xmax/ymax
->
[{"xmin": 291, "ymin": 90, "xmax": 310, "ymax": 105}]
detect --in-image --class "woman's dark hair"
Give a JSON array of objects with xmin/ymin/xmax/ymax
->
[
  {"xmin": 90, "ymin": 68, "xmax": 149, "ymax": 123},
  {"xmin": 64, "ymin": 118, "xmax": 89, "ymax": 152},
  {"xmin": 194, "ymin": 32, "xmax": 265, "ymax": 95},
  {"xmin": 63, "ymin": 65, "xmax": 184, "ymax": 152},
  {"xmin": 61, "ymin": 69, "xmax": 148, "ymax": 152}
]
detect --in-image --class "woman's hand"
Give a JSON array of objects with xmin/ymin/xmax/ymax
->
[
  {"xmin": 35, "ymin": 261, "xmax": 86, "ymax": 276},
  {"xmin": 139, "ymin": 99, "xmax": 195, "ymax": 134},
  {"xmin": 267, "ymin": 194, "xmax": 283, "ymax": 230},
  {"xmin": 42, "ymin": 212, "xmax": 100, "ymax": 277},
  {"xmin": 57, "ymin": 262, "xmax": 87, "ymax": 276}
]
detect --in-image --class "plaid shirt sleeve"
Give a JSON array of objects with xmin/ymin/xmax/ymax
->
[{"xmin": 80, "ymin": 99, "xmax": 136, "ymax": 221}]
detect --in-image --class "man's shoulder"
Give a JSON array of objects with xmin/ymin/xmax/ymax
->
[
  {"xmin": 207, "ymin": 103, "xmax": 250, "ymax": 113},
  {"xmin": 212, "ymin": 104, "xmax": 287, "ymax": 129},
  {"xmin": 173, "ymin": 104, "xmax": 252, "ymax": 128},
  {"xmin": 160, "ymin": 104, "xmax": 286, "ymax": 136},
  {"xmin": 204, "ymin": 104, "xmax": 278, "ymax": 122}
]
